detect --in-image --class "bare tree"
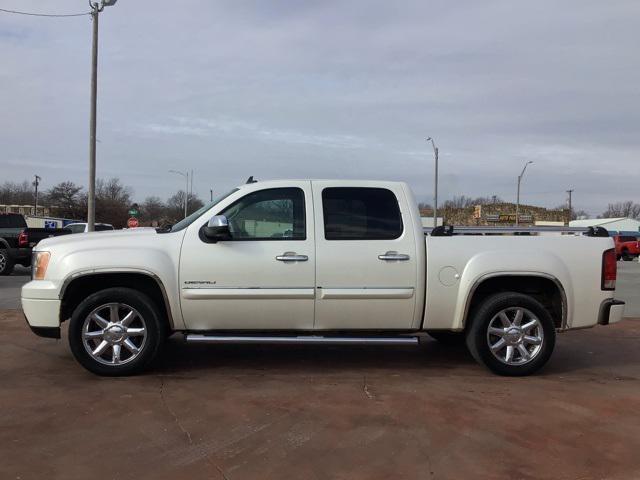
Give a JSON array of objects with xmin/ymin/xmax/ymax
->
[
  {"xmin": 45, "ymin": 182, "xmax": 85, "ymax": 219},
  {"xmin": 94, "ymin": 178, "xmax": 134, "ymax": 228},
  {"xmin": 166, "ymin": 191, "xmax": 204, "ymax": 222},
  {"xmin": 140, "ymin": 196, "xmax": 166, "ymax": 225},
  {"xmin": 602, "ymin": 201, "xmax": 640, "ymax": 219},
  {"xmin": 0, "ymin": 180, "xmax": 33, "ymax": 205}
]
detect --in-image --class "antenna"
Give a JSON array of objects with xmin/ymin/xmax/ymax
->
[{"xmin": 246, "ymin": 176, "xmax": 257, "ymax": 184}]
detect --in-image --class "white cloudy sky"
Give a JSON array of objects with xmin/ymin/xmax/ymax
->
[{"xmin": 1, "ymin": 0, "xmax": 639, "ymax": 214}]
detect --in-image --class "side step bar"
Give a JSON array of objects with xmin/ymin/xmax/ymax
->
[{"xmin": 185, "ymin": 334, "xmax": 419, "ymax": 346}]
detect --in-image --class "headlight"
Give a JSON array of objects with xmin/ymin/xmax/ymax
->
[{"xmin": 32, "ymin": 251, "xmax": 51, "ymax": 280}]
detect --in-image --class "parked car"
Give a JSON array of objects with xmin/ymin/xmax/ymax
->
[
  {"xmin": 22, "ymin": 179, "xmax": 625, "ymax": 376},
  {"xmin": 613, "ymin": 234, "xmax": 640, "ymax": 261},
  {"xmin": 0, "ymin": 213, "xmax": 71, "ymax": 275},
  {"xmin": 64, "ymin": 222, "xmax": 114, "ymax": 234}
]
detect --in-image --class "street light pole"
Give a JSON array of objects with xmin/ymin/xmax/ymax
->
[
  {"xmin": 87, "ymin": 0, "xmax": 117, "ymax": 232},
  {"xmin": 566, "ymin": 189, "xmax": 574, "ymax": 224},
  {"xmin": 169, "ymin": 170, "xmax": 189, "ymax": 219},
  {"xmin": 87, "ymin": 2, "xmax": 99, "ymax": 232},
  {"xmin": 515, "ymin": 160, "xmax": 533, "ymax": 226},
  {"xmin": 426, "ymin": 137, "xmax": 439, "ymax": 228}
]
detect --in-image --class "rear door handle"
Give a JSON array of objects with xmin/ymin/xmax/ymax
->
[
  {"xmin": 378, "ymin": 251, "xmax": 410, "ymax": 261},
  {"xmin": 276, "ymin": 252, "xmax": 309, "ymax": 262}
]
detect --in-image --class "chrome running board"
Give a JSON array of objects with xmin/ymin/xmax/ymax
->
[{"xmin": 185, "ymin": 334, "xmax": 419, "ymax": 345}]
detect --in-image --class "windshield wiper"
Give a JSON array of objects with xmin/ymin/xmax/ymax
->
[{"xmin": 156, "ymin": 224, "xmax": 173, "ymax": 233}]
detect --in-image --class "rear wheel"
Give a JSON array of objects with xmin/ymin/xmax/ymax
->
[
  {"xmin": 68, "ymin": 287, "xmax": 164, "ymax": 376},
  {"xmin": 465, "ymin": 292, "xmax": 556, "ymax": 376},
  {"xmin": 0, "ymin": 249, "xmax": 15, "ymax": 276},
  {"xmin": 621, "ymin": 250, "xmax": 633, "ymax": 261}
]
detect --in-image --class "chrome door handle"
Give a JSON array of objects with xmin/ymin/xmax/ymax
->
[
  {"xmin": 276, "ymin": 252, "xmax": 309, "ymax": 262},
  {"xmin": 378, "ymin": 251, "xmax": 410, "ymax": 261}
]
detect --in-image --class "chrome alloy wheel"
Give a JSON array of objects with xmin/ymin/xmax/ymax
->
[
  {"xmin": 486, "ymin": 307, "xmax": 544, "ymax": 365},
  {"xmin": 82, "ymin": 303, "xmax": 147, "ymax": 366},
  {"xmin": 0, "ymin": 252, "xmax": 6, "ymax": 272}
]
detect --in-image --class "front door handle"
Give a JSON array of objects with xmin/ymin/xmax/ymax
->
[
  {"xmin": 276, "ymin": 252, "xmax": 309, "ymax": 262},
  {"xmin": 378, "ymin": 251, "xmax": 410, "ymax": 261}
]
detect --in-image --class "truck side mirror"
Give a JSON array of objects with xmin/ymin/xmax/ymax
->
[{"xmin": 202, "ymin": 215, "xmax": 232, "ymax": 242}]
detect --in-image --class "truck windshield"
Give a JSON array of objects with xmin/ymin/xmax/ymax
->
[{"xmin": 163, "ymin": 188, "xmax": 239, "ymax": 233}]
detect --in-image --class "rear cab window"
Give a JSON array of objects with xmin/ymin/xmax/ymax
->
[
  {"xmin": 321, "ymin": 187, "xmax": 403, "ymax": 240},
  {"xmin": 0, "ymin": 214, "xmax": 27, "ymax": 229}
]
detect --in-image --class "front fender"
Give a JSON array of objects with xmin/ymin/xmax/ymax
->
[{"xmin": 50, "ymin": 246, "xmax": 184, "ymax": 330}]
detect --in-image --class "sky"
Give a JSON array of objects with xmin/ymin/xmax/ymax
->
[{"xmin": 1, "ymin": 0, "xmax": 639, "ymax": 215}]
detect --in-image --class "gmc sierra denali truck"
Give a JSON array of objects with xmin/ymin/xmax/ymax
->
[{"xmin": 21, "ymin": 179, "xmax": 625, "ymax": 376}]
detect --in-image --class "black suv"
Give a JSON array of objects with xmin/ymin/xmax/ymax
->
[{"xmin": 0, "ymin": 213, "xmax": 71, "ymax": 275}]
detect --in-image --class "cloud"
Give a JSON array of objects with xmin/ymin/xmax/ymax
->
[{"xmin": 133, "ymin": 116, "xmax": 376, "ymax": 149}]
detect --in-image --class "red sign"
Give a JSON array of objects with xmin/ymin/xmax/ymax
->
[{"xmin": 127, "ymin": 217, "xmax": 139, "ymax": 228}]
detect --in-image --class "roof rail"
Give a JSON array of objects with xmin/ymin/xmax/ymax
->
[{"xmin": 424, "ymin": 225, "xmax": 611, "ymax": 237}]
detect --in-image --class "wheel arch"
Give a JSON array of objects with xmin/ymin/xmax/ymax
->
[
  {"xmin": 461, "ymin": 273, "xmax": 568, "ymax": 331},
  {"xmin": 59, "ymin": 270, "xmax": 177, "ymax": 331}
]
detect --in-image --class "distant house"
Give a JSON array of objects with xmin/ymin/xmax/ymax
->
[
  {"xmin": 569, "ymin": 217, "xmax": 640, "ymax": 233},
  {"xmin": 0, "ymin": 204, "xmax": 50, "ymax": 216}
]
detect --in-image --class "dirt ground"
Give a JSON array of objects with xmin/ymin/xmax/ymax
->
[{"xmin": 1, "ymin": 309, "xmax": 639, "ymax": 480}]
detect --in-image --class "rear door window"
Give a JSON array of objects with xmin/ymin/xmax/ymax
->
[{"xmin": 322, "ymin": 187, "xmax": 403, "ymax": 240}]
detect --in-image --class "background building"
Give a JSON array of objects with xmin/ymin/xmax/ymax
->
[{"xmin": 421, "ymin": 202, "xmax": 568, "ymax": 227}]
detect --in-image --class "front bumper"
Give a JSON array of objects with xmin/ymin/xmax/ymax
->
[
  {"xmin": 597, "ymin": 299, "xmax": 625, "ymax": 326},
  {"xmin": 22, "ymin": 280, "xmax": 63, "ymax": 338}
]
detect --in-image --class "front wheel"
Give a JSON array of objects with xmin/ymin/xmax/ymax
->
[
  {"xmin": 465, "ymin": 292, "xmax": 556, "ymax": 376},
  {"xmin": 68, "ymin": 287, "xmax": 165, "ymax": 376}
]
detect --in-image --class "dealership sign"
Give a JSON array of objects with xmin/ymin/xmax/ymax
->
[{"xmin": 486, "ymin": 214, "xmax": 533, "ymax": 223}]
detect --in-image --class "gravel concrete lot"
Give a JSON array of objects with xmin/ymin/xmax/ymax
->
[{"xmin": 1, "ymin": 262, "xmax": 639, "ymax": 479}]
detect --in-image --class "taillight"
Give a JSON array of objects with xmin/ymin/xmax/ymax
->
[
  {"xmin": 18, "ymin": 231, "xmax": 28, "ymax": 247},
  {"xmin": 601, "ymin": 248, "xmax": 617, "ymax": 290}
]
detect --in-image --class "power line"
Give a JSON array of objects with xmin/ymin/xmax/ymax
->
[{"xmin": 0, "ymin": 7, "xmax": 90, "ymax": 18}]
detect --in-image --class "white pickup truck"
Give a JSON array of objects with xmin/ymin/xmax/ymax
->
[{"xmin": 22, "ymin": 179, "xmax": 625, "ymax": 376}]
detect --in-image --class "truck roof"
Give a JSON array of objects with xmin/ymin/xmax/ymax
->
[{"xmin": 237, "ymin": 179, "xmax": 408, "ymax": 188}]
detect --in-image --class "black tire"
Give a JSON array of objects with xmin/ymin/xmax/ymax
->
[
  {"xmin": 0, "ymin": 249, "xmax": 15, "ymax": 276},
  {"xmin": 465, "ymin": 292, "xmax": 556, "ymax": 376},
  {"xmin": 426, "ymin": 330, "xmax": 465, "ymax": 344},
  {"xmin": 68, "ymin": 287, "xmax": 165, "ymax": 376},
  {"xmin": 621, "ymin": 250, "xmax": 632, "ymax": 261}
]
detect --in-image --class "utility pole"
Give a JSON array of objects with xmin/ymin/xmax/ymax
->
[
  {"xmin": 426, "ymin": 137, "xmax": 439, "ymax": 228},
  {"xmin": 33, "ymin": 175, "xmax": 41, "ymax": 216},
  {"xmin": 210, "ymin": 189, "xmax": 213, "ymax": 202},
  {"xmin": 515, "ymin": 161, "xmax": 533, "ymax": 226},
  {"xmin": 566, "ymin": 189, "xmax": 574, "ymax": 224},
  {"xmin": 190, "ymin": 169, "xmax": 193, "ymax": 213},
  {"xmin": 87, "ymin": 0, "xmax": 118, "ymax": 232}
]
